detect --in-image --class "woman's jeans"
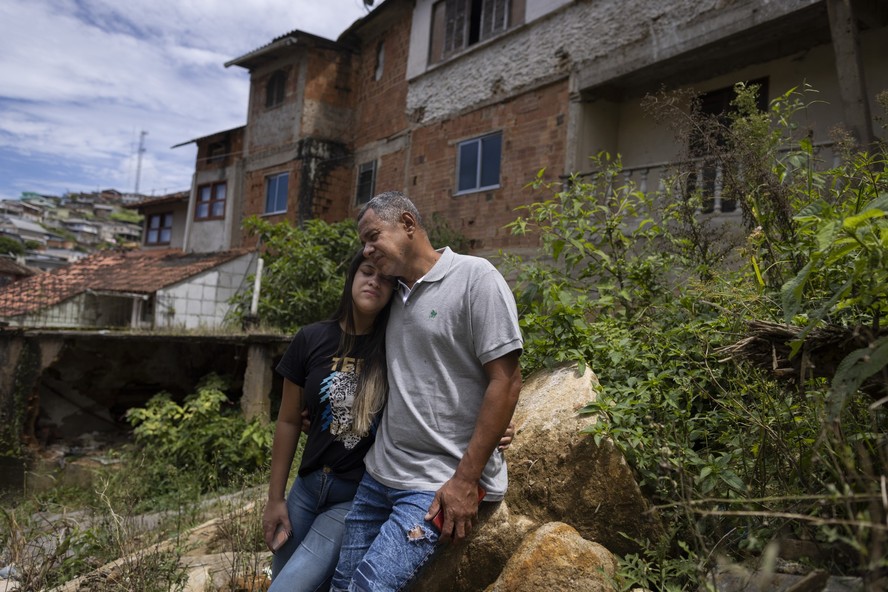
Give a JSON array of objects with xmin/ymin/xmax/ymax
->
[
  {"xmin": 268, "ymin": 468, "xmax": 359, "ymax": 592},
  {"xmin": 330, "ymin": 473, "xmax": 439, "ymax": 592}
]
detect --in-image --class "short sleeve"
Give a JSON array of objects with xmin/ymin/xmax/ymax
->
[
  {"xmin": 276, "ymin": 329, "xmax": 309, "ymax": 387},
  {"xmin": 471, "ymin": 268, "xmax": 523, "ymax": 365}
]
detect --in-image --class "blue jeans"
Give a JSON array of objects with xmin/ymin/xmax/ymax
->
[
  {"xmin": 330, "ymin": 473, "xmax": 439, "ymax": 592},
  {"xmin": 269, "ymin": 468, "xmax": 360, "ymax": 592}
]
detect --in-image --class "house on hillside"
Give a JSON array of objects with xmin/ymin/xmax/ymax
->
[
  {"xmin": 0, "ymin": 248, "xmax": 257, "ymax": 330},
  {"xmin": 171, "ymin": 0, "xmax": 886, "ymax": 258}
]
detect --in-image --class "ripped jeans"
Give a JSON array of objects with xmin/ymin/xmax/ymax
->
[{"xmin": 330, "ymin": 473, "xmax": 439, "ymax": 592}]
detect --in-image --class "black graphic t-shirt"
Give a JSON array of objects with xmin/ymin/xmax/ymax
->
[{"xmin": 275, "ymin": 320, "xmax": 378, "ymax": 482}]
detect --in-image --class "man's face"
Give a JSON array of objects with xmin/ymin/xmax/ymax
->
[{"xmin": 358, "ymin": 208, "xmax": 408, "ymax": 278}]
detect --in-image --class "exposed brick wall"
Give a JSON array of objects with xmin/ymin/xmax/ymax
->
[
  {"xmin": 195, "ymin": 128, "xmax": 244, "ymax": 173},
  {"xmin": 405, "ymin": 80, "xmax": 569, "ymax": 252},
  {"xmin": 303, "ymin": 48, "xmax": 354, "ymax": 140},
  {"xmin": 351, "ymin": 7, "xmax": 412, "ymax": 147}
]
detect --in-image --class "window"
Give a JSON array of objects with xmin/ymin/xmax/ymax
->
[
  {"xmin": 374, "ymin": 42, "xmax": 385, "ymax": 81},
  {"xmin": 265, "ymin": 70, "xmax": 286, "ymax": 108},
  {"xmin": 456, "ymin": 132, "xmax": 502, "ymax": 194},
  {"xmin": 430, "ymin": 0, "xmax": 525, "ymax": 63},
  {"xmin": 265, "ymin": 172, "xmax": 289, "ymax": 214},
  {"xmin": 195, "ymin": 182, "xmax": 226, "ymax": 220},
  {"xmin": 206, "ymin": 141, "xmax": 227, "ymax": 164},
  {"xmin": 145, "ymin": 212, "xmax": 173, "ymax": 245},
  {"xmin": 689, "ymin": 78, "xmax": 768, "ymax": 213},
  {"xmin": 355, "ymin": 161, "xmax": 377, "ymax": 205}
]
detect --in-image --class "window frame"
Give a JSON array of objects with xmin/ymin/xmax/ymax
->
[
  {"xmin": 355, "ymin": 160, "xmax": 378, "ymax": 205},
  {"xmin": 455, "ymin": 132, "xmax": 502, "ymax": 195},
  {"xmin": 264, "ymin": 172, "xmax": 289, "ymax": 215},
  {"xmin": 430, "ymin": 0, "xmax": 522, "ymax": 64},
  {"xmin": 145, "ymin": 212, "xmax": 173, "ymax": 246},
  {"xmin": 194, "ymin": 182, "xmax": 227, "ymax": 221}
]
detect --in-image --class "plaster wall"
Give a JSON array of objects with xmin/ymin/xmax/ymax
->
[{"xmin": 188, "ymin": 166, "xmax": 238, "ymax": 253}]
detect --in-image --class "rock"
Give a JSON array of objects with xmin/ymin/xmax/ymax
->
[
  {"xmin": 413, "ymin": 502, "xmax": 537, "ymax": 592},
  {"xmin": 483, "ymin": 522, "xmax": 617, "ymax": 592},
  {"xmin": 506, "ymin": 364, "xmax": 662, "ymax": 556}
]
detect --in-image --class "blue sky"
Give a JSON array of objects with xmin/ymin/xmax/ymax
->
[{"xmin": 0, "ymin": 0, "xmax": 375, "ymax": 202}]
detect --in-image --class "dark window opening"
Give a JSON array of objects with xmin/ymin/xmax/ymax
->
[
  {"xmin": 266, "ymin": 70, "xmax": 287, "ymax": 108},
  {"xmin": 430, "ymin": 0, "xmax": 523, "ymax": 64},
  {"xmin": 690, "ymin": 78, "xmax": 768, "ymax": 213},
  {"xmin": 356, "ymin": 161, "xmax": 377, "ymax": 205}
]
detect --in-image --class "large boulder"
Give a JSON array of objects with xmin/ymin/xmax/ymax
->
[
  {"xmin": 484, "ymin": 522, "xmax": 618, "ymax": 592},
  {"xmin": 413, "ymin": 501, "xmax": 537, "ymax": 592},
  {"xmin": 506, "ymin": 364, "xmax": 662, "ymax": 556}
]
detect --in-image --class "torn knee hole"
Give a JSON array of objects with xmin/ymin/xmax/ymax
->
[{"xmin": 407, "ymin": 524, "xmax": 429, "ymax": 541}]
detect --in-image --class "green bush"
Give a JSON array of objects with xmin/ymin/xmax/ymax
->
[
  {"xmin": 125, "ymin": 374, "xmax": 273, "ymax": 497},
  {"xmin": 233, "ymin": 216, "xmax": 360, "ymax": 332}
]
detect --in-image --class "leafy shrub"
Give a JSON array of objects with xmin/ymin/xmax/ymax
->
[
  {"xmin": 125, "ymin": 373, "xmax": 273, "ymax": 496},
  {"xmin": 233, "ymin": 216, "xmax": 360, "ymax": 332},
  {"xmin": 506, "ymin": 83, "xmax": 888, "ymax": 587}
]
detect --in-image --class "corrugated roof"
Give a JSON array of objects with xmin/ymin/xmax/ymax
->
[{"xmin": 0, "ymin": 248, "xmax": 255, "ymax": 318}]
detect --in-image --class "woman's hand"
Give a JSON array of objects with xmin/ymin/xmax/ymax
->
[
  {"xmin": 262, "ymin": 499, "xmax": 292, "ymax": 552},
  {"xmin": 498, "ymin": 420, "xmax": 516, "ymax": 451}
]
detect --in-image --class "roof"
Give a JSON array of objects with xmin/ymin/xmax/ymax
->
[
  {"xmin": 2, "ymin": 216, "xmax": 48, "ymax": 235},
  {"xmin": 224, "ymin": 29, "xmax": 345, "ymax": 70},
  {"xmin": 171, "ymin": 125, "xmax": 245, "ymax": 149},
  {"xmin": 0, "ymin": 247, "xmax": 255, "ymax": 318},
  {"xmin": 0, "ymin": 257, "xmax": 35, "ymax": 278},
  {"xmin": 124, "ymin": 191, "xmax": 190, "ymax": 210}
]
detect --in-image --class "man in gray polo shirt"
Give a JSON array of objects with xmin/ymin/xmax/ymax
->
[{"xmin": 330, "ymin": 191, "xmax": 523, "ymax": 592}]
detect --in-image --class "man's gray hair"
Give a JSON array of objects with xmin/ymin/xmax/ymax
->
[{"xmin": 357, "ymin": 191, "xmax": 423, "ymax": 228}]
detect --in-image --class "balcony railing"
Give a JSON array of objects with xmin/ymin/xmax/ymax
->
[{"xmin": 566, "ymin": 141, "xmax": 838, "ymax": 215}]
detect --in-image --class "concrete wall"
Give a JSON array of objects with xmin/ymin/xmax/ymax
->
[{"xmin": 155, "ymin": 253, "xmax": 256, "ymax": 330}]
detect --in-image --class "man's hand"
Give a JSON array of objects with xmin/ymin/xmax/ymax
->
[
  {"xmin": 262, "ymin": 499, "xmax": 292, "ymax": 552},
  {"xmin": 424, "ymin": 476, "xmax": 482, "ymax": 543}
]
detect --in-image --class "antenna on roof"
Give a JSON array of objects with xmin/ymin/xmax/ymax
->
[{"xmin": 134, "ymin": 130, "xmax": 148, "ymax": 195}]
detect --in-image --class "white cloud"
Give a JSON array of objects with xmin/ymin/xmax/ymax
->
[{"xmin": 0, "ymin": 0, "xmax": 374, "ymax": 198}]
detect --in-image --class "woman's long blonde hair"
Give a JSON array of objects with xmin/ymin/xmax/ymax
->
[{"xmin": 331, "ymin": 249, "xmax": 391, "ymax": 436}]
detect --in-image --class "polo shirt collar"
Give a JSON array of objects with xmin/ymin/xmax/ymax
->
[{"xmin": 395, "ymin": 247, "xmax": 453, "ymax": 300}]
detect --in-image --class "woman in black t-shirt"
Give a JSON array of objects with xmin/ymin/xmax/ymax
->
[{"xmin": 263, "ymin": 250, "xmax": 394, "ymax": 592}]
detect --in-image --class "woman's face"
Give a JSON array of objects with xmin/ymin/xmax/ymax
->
[{"xmin": 351, "ymin": 259, "xmax": 394, "ymax": 320}]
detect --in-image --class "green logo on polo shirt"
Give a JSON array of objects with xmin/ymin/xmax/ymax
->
[{"xmin": 429, "ymin": 310, "xmax": 437, "ymax": 318}]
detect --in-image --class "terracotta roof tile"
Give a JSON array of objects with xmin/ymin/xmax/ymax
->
[{"xmin": 0, "ymin": 248, "xmax": 255, "ymax": 318}]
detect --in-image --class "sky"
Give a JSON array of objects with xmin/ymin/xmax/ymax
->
[{"xmin": 0, "ymin": 0, "xmax": 377, "ymax": 202}]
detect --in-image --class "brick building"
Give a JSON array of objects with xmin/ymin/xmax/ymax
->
[{"xmin": 172, "ymin": 0, "xmax": 887, "ymax": 257}]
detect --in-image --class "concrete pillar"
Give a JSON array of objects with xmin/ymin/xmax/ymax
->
[
  {"xmin": 241, "ymin": 343, "xmax": 273, "ymax": 421},
  {"xmin": 827, "ymin": 0, "xmax": 875, "ymax": 146}
]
